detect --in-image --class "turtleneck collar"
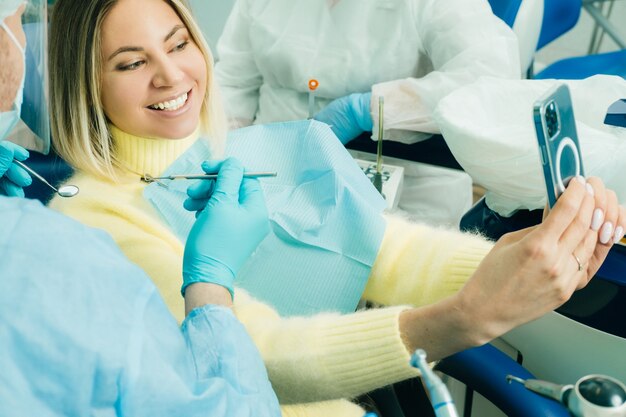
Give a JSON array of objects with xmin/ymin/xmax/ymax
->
[{"xmin": 110, "ymin": 125, "xmax": 199, "ymax": 177}]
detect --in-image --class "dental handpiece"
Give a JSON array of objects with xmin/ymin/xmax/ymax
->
[
  {"xmin": 506, "ymin": 375, "xmax": 573, "ymax": 404},
  {"xmin": 411, "ymin": 349, "xmax": 459, "ymax": 417}
]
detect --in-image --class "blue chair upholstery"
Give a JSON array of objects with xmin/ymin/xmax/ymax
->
[
  {"xmin": 488, "ymin": 0, "xmax": 626, "ymax": 80},
  {"xmin": 534, "ymin": 48, "xmax": 626, "ymax": 79},
  {"xmin": 536, "ymin": 0, "xmax": 582, "ymax": 50},
  {"xmin": 534, "ymin": 0, "xmax": 626, "ymax": 80},
  {"xmin": 436, "ymin": 344, "xmax": 570, "ymax": 417},
  {"xmin": 460, "ymin": 197, "xmax": 542, "ymax": 241},
  {"xmin": 487, "ymin": 0, "xmax": 524, "ymax": 28}
]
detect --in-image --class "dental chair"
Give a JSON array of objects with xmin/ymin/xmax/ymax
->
[
  {"xmin": 435, "ymin": 344, "xmax": 571, "ymax": 417},
  {"xmin": 370, "ymin": 342, "xmax": 570, "ymax": 417},
  {"xmin": 534, "ymin": 0, "xmax": 626, "ymax": 80},
  {"xmin": 489, "ymin": 0, "xmax": 626, "ymax": 80}
]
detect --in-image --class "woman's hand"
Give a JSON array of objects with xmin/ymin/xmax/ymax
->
[{"xmin": 456, "ymin": 176, "xmax": 625, "ymax": 343}]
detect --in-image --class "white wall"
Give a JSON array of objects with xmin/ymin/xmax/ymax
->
[{"xmin": 187, "ymin": 0, "xmax": 236, "ymax": 59}]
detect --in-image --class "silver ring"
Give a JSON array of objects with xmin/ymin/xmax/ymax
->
[{"xmin": 573, "ymin": 253, "xmax": 583, "ymax": 272}]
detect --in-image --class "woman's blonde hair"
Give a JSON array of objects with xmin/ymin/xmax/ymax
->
[{"xmin": 49, "ymin": 0, "xmax": 226, "ymax": 180}]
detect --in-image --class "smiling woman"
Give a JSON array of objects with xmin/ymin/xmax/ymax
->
[{"xmin": 49, "ymin": 0, "xmax": 225, "ymax": 180}]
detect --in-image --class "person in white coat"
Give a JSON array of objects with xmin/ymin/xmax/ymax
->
[
  {"xmin": 215, "ymin": 0, "xmax": 521, "ymax": 145},
  {"xmin": 214, "ymin": 0, "xmax": 522, "ymax": 226}
]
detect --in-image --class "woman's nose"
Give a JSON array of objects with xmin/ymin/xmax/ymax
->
[{"xmin": 152, "ymin": 58, "xmax": 185, "ymax": 88}]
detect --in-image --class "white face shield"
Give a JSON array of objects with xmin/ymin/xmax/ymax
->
[{"xmin": 0, "ymin": 0, "xmax": 50, "ymax": 154}]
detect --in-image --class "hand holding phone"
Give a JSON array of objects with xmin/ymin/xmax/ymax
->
[{"xmin": 533, "ymin": 84, "xmax": 584, "ymax": 208}]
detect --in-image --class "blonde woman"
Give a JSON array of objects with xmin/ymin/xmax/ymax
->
[{"xmin": 48, "ymin": 0, "xmax": 625, "ymax": 416}]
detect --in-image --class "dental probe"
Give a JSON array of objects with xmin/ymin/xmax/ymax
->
[{"xmin": 142, "ymin": 171, "xmax": 277, "ymax": 183}]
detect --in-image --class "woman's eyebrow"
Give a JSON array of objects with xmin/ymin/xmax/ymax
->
[
  {"xmin": 164, "ymin": 24, "xmax": 185, "ymax": 42},
  {"xmin": 107, "ymin": 25, "xmax": 187, "ymax": 61},
  {"xmin": 108, "ymin": 46, "xmax": 143, "ymax": 61}
]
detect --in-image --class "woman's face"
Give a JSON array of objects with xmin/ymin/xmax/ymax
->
[{"xmin": 100, "ymin": 0, "xmax": 207, "ymax": 139}]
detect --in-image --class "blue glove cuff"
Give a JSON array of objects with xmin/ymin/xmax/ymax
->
[
  {"xmin": 182, "ymin": 260, "xmax": 235, "ymax": 299},
  {"xmin": 353, "ymin": 92, "xmax": 373, "ymax": 132}
]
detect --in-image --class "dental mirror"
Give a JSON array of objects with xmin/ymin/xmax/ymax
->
[{"xmin": 13, "ymin": 159, "xmax": 79, "ymax": 198}]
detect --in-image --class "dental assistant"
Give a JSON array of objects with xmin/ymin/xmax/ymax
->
[
  {"xmin": 0, "ymin": 2, "xmax": 280, "ymax": 415},
  {"xmin": 215, "ymin": 0, "xmax": 521, "ymax": 145}
]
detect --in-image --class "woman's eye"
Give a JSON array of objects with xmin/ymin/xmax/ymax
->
[
  {"xmin": 172, "ymin": 40, "xmax": 189, "ymax": 52},
  {"xmin": 118, "ymin": 61, "xmax": 144, "ymax": 71}
]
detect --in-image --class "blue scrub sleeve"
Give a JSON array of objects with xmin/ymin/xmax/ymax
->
[
  {"xmin": 0, "ymin": 197, "xmax": 279, "ymax": 417},
  {"xmin": 121, "ymin": 290, "xmax": 281, "ymax": 417}
]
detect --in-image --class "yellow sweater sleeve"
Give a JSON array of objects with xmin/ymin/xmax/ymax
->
[{"xmin": 364, "ymin": 214, "xmax": 494, "ymax": 307}]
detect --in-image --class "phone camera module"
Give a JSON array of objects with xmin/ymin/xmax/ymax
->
[{"xmin": 545, "ymin": 101, "xmax": 561, "ymax": 140}]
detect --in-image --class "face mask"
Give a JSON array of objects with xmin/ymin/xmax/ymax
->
[{"xmin": 0, "ymin": 21, "xmax": 26, "ymax": 142}]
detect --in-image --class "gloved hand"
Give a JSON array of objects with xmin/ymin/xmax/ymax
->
[
  {"xmin": 313, "ymin": 92, "xmax": 373, "ymax": 145},
  {"xmin": 181, "ymin": 158, "xmax": 270, "ymax": 298},
  {"xmin": 0, "ymin": 141, "xmax": 31, "ymax": 197}
]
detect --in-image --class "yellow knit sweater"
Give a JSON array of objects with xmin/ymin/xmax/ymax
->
[{"xmin": 50, "ymin": 127, "xmax": 493, "ymax": 417}]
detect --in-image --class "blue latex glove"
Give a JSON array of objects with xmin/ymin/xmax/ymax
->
[
  {"xmin": 313, "ymin": 92, "xmax": 373, "ymax": 145},
  {"xmin": 181, "ymin": 158, "xmax": 270, "ymax": 298},
  {"xmin": 0, "ymin": 141, "xmax": 31, "ymax": 197}
]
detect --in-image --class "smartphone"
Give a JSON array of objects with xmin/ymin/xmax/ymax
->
[{"xmin": 533, "ymin": 84, "xmax": 584, "ymax": 208}]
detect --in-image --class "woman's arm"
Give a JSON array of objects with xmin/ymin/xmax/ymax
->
[
  {"xmin": 364, "ymin": 214, "xmax": 493, "ymax": 308},
  {"xmin": 397, "ymin": 177, "xmax": 625, "ymax": 361}
]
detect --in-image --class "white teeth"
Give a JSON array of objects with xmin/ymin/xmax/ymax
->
[{"xmin": 149, "ymin": 92, "xmax": 188, "ymax": 111}]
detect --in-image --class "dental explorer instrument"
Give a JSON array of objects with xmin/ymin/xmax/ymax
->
[
  {"xmin": 142, "ymin": 171, "xmax": 278, "ymax": 183},
  {"xmin": 308, "ymin": 79, "xmax": 319, "ymax": 119},
  {"xmin": 372, "ymin": 96, "xmax": 384, "ymax": 196},
  {"xmin": 411, "ymin": 349, "xmax": 459, "ymax": 417},
  {"xmin": 13, "ymin": 159, "xmax": 79, "ymax": 198}
]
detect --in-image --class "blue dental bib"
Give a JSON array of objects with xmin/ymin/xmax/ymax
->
[{"xmin": 144, "ymin": 120, "xmax": 386, "ymax": 316}]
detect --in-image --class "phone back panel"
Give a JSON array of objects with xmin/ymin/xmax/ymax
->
[{"xmin": 533, "ymin": 84, "xmax": 584, "ymax": 207}]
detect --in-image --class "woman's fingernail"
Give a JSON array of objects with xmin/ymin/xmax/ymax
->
[
  {"xmin": 600, "ymin": 222, "xmax": 614, "ymax": 244},
  {"xmin": 591, "ymin": 208, "xmax": 604, "ymax": 231},
  {"xmin": 586, "ymin": 183, "xmax": 594, "ymax": 197},
  {"xmin": 576, "ymin": 176, "xmax": 586, "ymax": 185},
  {"xmin": 614, "ymin": 226, "xmax": 624, "ymax": 244}
]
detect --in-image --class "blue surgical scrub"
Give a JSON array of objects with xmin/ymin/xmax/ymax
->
[{"xmin": 0, "ymin": 197, "xmax": 280, "ymax": 417}]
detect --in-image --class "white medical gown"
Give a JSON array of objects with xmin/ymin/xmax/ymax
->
[
  {"xmin": 0, "ymin": 197, "xmax": 280, "ymax": 417},
  {"xmin": 215, "ymin": 0, "xmax": 521, "ymax": 144}
]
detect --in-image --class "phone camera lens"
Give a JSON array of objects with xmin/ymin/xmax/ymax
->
[{"xmin": 545, "ymin": 101, "xmax": 560, "ymax": 139}]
